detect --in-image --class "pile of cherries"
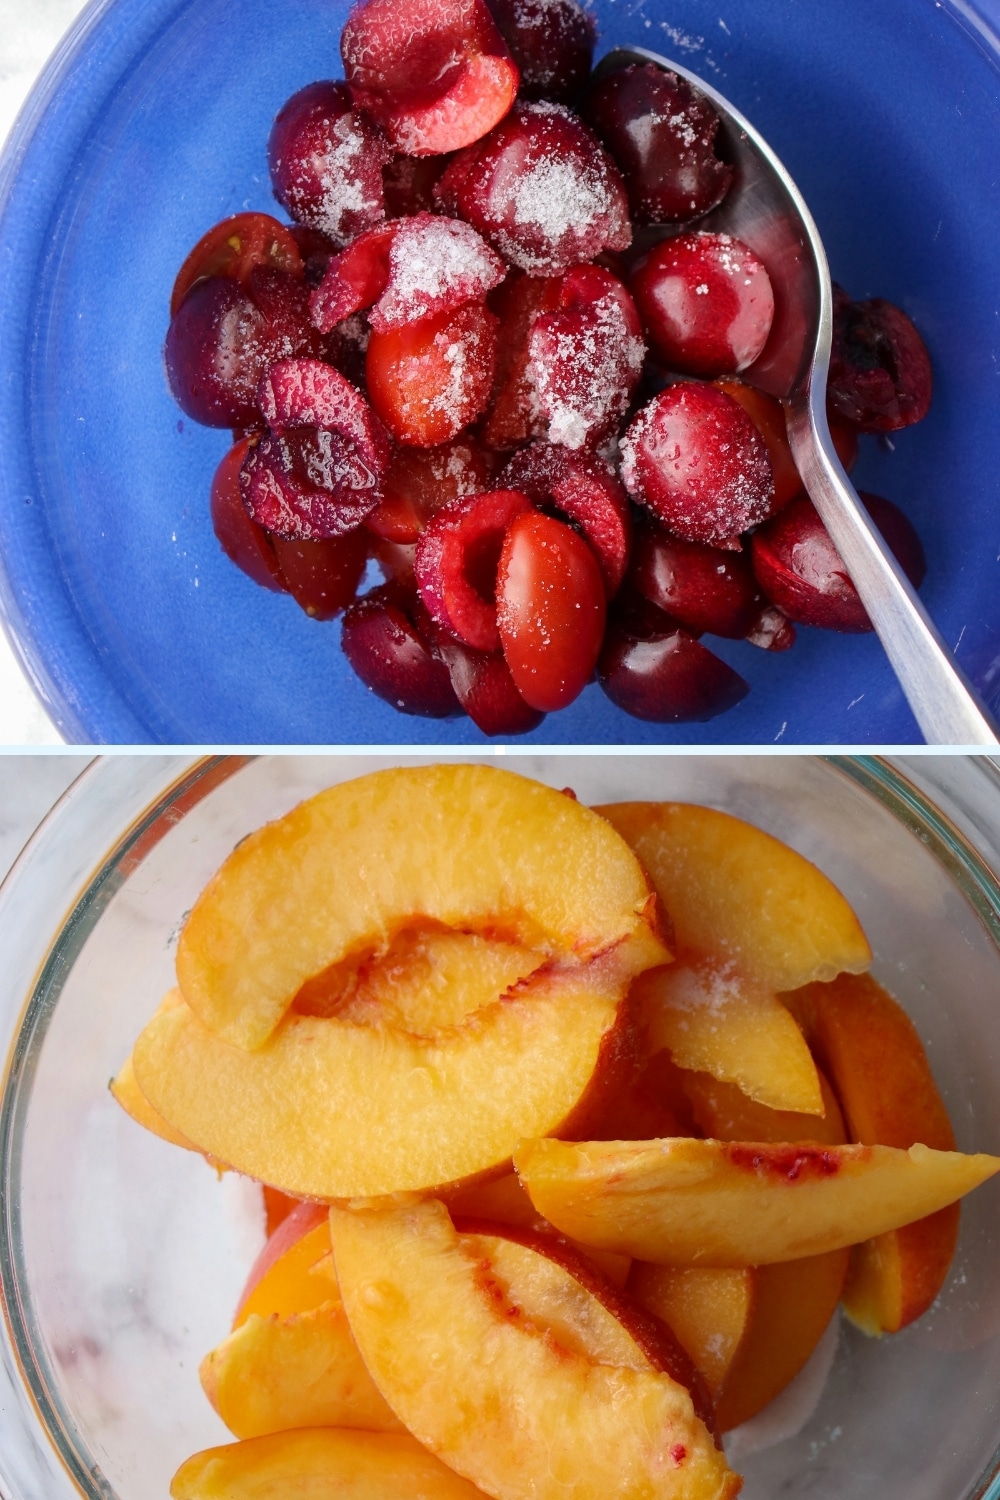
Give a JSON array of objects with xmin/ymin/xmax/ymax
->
[{"xmin": 165, "ymin": 0, "xmax": 933, "ymax": 735}]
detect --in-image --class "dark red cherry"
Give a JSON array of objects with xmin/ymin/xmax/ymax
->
[
  {"xmin": 631, "ymin": 233, "xmax": 774, "ymax": 378},
  {"xmin": 209, "ymin": 439, "xmax": 285, "ymax": 591},
  {"xmin": 479, "ymin": 271, "xmax": 563, "ymax": 451},
  {"xmin": 436, "ymin": 102, "xmax": 631, "ymax": 275},
  {"xmin": 744, "ymin": 603, "xmax": 796, "ymax": 652},
  {"xmin": 751, "ymin": 491, "xmax": 926, "ymax": 632},
  {"xmin": 485, "ymin": 0, "xmax": 595, "ymax": 102},
  {"xmin": 365, "ymin": 437, "xmax": 497, "ymax": 543},
  {"xmin": 341, "ymin": 583, "xmax": 462, "ymax": 716},
  {"xmin": 828, "ymin": 288, "xmax": 933, "ymax": 432},
  {"xmin": 428, "ymin": 625, "xmax": 545, "ymax": 735},
  {"xmin": 597, "ymin": 621, "xmax": 749, "ymax": 721},
  {"xmin": 620, "ymin": 383, "xmax": 774, "ymax": 546},
  {"xmin": 170, "ymin": 213, "xmax": 304, "ymax": 317},
  {"xmin": 268, "ymin": 81, "xmax": 391, "ymax": 247},
  {"xmin": 628, "ymin": 528, "xmax": 763, "ymax": 638},
  {"xmin": 584, "ymin": 64, "xmax": 732, "ymax": 224},
  {"xmin": 271, "ymin": 531, "xmax": 369, "ymax": 619}
]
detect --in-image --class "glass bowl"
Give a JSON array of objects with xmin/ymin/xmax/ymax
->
[
  {"xmin": 1, "ymin": 753, "xmax": 999, "ymax": 1499},
  {"xmin": 0, "ymin": 0, "xmax": 999, "ymax": 743}
]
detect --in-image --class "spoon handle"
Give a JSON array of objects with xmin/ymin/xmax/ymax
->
[{"xmin": 786, "ymin": 400, "xmax": 1000, "ymax": 746}]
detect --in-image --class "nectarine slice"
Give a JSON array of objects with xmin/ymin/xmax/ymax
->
[
  {"xmin": 170, "ymin": 1428, "xmax": 490, "ymax": 1499},
  {"xmin": 635, "ymin": 959, "xmax": 823, "ymax": 1115},
  {"xmin": 682, "ymin": 1068, "xmax": 847, "ymax": 1146},
  {"xmin": 790, "ymin": 972, "xmax": 960, "ymax": 1333},
  {"xmin": 629, "ymin": 1263, "xmax": 752, "ymax": 1398},
  {"xmin": 201, "ymin": 1309, "xmax": 402, "ymax": 1440},
  {"xmin": 178, "ymin": 765, "xmax": 667, "ymax": 1050},
  {"xmin": 235, "ymin": 1204, "xmax": 333, "ymax": 1326},
  {"xmin": 514, "ymin": 1136, "xmax": 1000, "ymax": 1265},
  {"xmin": 597, "ymin": 801, "xmax": 871, "ymax": 993},
  {"xmin": 330, "ymin": 1198, "xmax": 738, "ymax": 1500},
  {"xmin": 132, "ymin": 962, "xmax": 635, "ymax": 1197}
]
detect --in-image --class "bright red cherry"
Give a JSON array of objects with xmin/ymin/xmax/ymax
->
[
  {"xmin": 620, "ymin": 383, "xmax": 774, "ymax": 546},
  {"xmin": 415, "ymin": 488, "xmax": 532, "ymax": 650},
  {"xmin": 631, "ymin": 232, "xmax": 774, "ymax": 378},
  {"xmin": 268, "ymin": 82, "xmax": 391, "ymax": 247}
]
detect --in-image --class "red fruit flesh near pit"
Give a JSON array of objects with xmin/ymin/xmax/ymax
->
[
  {"xmin": 366, "ymin": 301, "xmax": 499, "ymax": 446},
  {"xmin": 745, "ymin": 603, "xmax": 796, "ymax": 651},
  {"xmin": 480, "ymin": 271, "xmax": 563, "ymax": 450},
  {"xmin": 527, "ymin": 264, "xmax": 645, "ymax": 449},
  {"xmin": 382, "ymin": 154, "xmax": 449, "ymax": 219},
  {"xmin": 584, "ymin": 63, "xmax": 733, "ymax": 225},
  {"xmin": 631, "ymin": 232, "xmax": 775, "ymax": 378},
  {"xmin": 271, "ymin": 530, "xmax": 369, "ymax": 619},
  {"xmin": 365, "ymin": 436, "xmax": 497, "ymax": 543},
  {"xmin": 485, "ymin": 0, "xmax": 596, "ymax": 102},
  {"xmin": 497, "ymin": 509, "xmax": 606, "ymax": 710},
  {"xmin": 751, "ymin": 491, "xmax": 927, "ymax": 633},
  {"xmin": 829, "ymin": 288, "xmax": 933, "ymax": 432},
  {"xmin": 209, "ymin": 439, "xmax": 285, "ymax": 592},
  {"xmin": 341, "ymin": 0, "xmax": 518, "ymax": 155},
  {"xmin": 415, "ymin": 488, "xmax": 533, "ymax": 650},
  {"xmin": 438, "ymin": 101, "xmax": 631, "ymax": 275},
  {"xmin": 170, "ymin": 213, "xmax": 304, "ymax": 318},
  {"xmin": 309, "ymin": 224, "xmax": 397, "ymax": 335},
  {"xmin": 629, "ymin": 527, "xmax": 763, "ymax": 639},
  {"xmin": 499, "ymin": 441, "xmax": 632, "ymax": 597},
  {"xmin": 341, "ymin": 584, "xmax": 463, "ymax": 716},
  {"xmin": 620, "ymin": 383, "xmax": 774, "ymax": 546},
  {"xmin": 268, "ymin": 82, "xmax": 391, "ymax": 247},
  {"xmin": 598, "ymin": 622, "xmax": 749, "ymax": 722}
]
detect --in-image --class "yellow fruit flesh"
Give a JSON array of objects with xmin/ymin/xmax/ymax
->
[
  {"xmin": 597, "ymin": 802, "xmax": 871, "ymax": 993},
  {"xmin": 235, "ymin": 1222, "xmax": 336, "ymax": 1327},
  {"xmin": 636, "ymin": 960, "xmax": 822, "ymax": 1115},
  {"xmin": 330, "ymin": 1198, "xmax": 740, "ymax": 1500},
  {"xmin": 515, "ymin": 1136, "xmax": 1000, "ymax": 1266},
  {"xmin": 170, "ymin": 1428, "xmax": 491, "ymax": 1500},
  {"xmin": 629, "ymin": 1264, "xmax": 752, "ymax": 1397},
  {"xmin": 179, "ymin": 766, "xmax": 668, "ymax": 1049},
  {"xmin": 133, "ymin": 964, "xmax": 630, "ymax": 1198}
]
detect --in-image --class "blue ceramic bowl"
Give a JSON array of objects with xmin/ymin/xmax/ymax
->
[{"xmin": 0, "ymin": 0, "xmax": 998, "ymax": 745}]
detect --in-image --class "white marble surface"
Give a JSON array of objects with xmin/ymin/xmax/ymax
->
[
  {"xmin": 0, "ymin": 755, "xmax": 92, "ymax": 876},
  {"xmin": 0, "ymin": 0, "xmax": 90, "ymax": 745}
]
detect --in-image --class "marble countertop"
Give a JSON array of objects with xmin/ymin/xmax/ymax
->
[
  {"xmin": 0, "ymin": 755, "xmax": 93, "ymax": 876},
  {"xmin": 0, "ymin": 0, "xmax": 90, "ymax": 745}
]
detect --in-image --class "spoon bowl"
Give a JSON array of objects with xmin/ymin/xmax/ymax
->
[{"xmin": 598, "ymin": 45, "xmax": 1000, "ymax": 747}]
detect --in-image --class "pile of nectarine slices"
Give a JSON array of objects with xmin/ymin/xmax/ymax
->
[{"xmin": 112, "ymin": 766, "xmax": 1000, "ymax": 1500}]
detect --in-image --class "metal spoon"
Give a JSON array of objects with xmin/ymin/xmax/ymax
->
[{"xmin": 596, "ymin": 45, "xmax": 1000, "ymax": 746}]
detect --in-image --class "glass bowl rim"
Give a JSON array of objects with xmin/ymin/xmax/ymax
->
[{"xmin": 1, "ymin": 751, "xmax": 1000, "ymax": 1499}]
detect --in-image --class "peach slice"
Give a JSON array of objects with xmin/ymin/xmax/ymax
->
[
  {"xmin": 170, "ymin": 1428, "xmax": 491, "ymax": 1499},
  {"xmin": 444, "ymin": 1172, "xmax": 632, "ymax": 1285},
  {"xmin": 132, "ymin": 961, "xmax": 635, "ymax": 1198},
  {"xmin": 629, "ymin": 1263, "xmax": 753, "ymax": 1398},
  {"xmin": 634, "ymin": 959, "xmax": 823, "ymax": 1115},
  {"xmin": 179, "ymin": 765, "xmax": 668, "ymax": 1049},
  {"xmin": 514, "ymin": 1136, "xmax": 1000, "ymax": 1265},
  {"xmin": 682, "ymin": 1068, "xmax": 847, "ymax": 1146},
  {"xmin": 596, "ymin": 801, "xmax": 871, "ymax": 993},
  {"xmin": 110, "ymin": 1048, "xmax": 197, "ymax": 1153},
  {"xmin": 201, "ymin": 1308, "xmax": 403, "ymax": 1439},
  {"xmin": 789, "ymin": 972, "xmax": 961, "ymax": 1333},
  {"xmin": 329, "ymin": 1198, "xmax": 740, "ymax": 1500},
  {"xmin": 235, "ymin": 1203, "xmax": 332, "ymax": 1326}
]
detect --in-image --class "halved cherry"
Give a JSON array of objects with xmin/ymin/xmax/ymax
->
[
  {"xmin": 527, "ymin": 264, "xmax": 645, "ymax": 450},
  {"xmin": 829, "ymin": 288, "xmax": 933, "ymax": 432},
  {"xmin": 365, "ymin": 436, "xmax": 497, "ymax": 542},
  {"xmin": 497, "ymin": 508, "xmax": 606, "ymax": 711},
  {"xmin": 415, "ymin": 488, "xmax": 532, "ymax": 650},
  {"xmin": 499, "ymin": 441, "xmax": 631, "ymax": 597},
  {"xmin": 479, "ymin": 271, "xmax": 563, "ymax": 450},
  {"xmin": 485, "ymin": 0, "xmax": 595, "ymax": 102},
  {"xmin": 366, "ymin": 300, "xmax": 499, "ymax": 446},
  {"xmin": 628, "ymin": 527, "xmax": 763, "ymax": 639},
  {"xmin": 342, "ymin": 583, "xmax": 463, "ymax": 716},
  {"xmin": 751, "ymin": 491, "xmax": 926, "ymax": 633},
  {"xmin": 209, "ymin": 438, "xmax": 285, "ymax": 592},
  {"xmin": 598, "ymin": 620, "xmax": 749, "ymax": 722},
  {"xmin": 341, "ymin": 0, "xmax": 518, "ymax": 155},
  {"xmin": 170, "ymin": 213, "xmax": 304, "ymax": 317},
  {"xmin": 272, "ymin": 530, "xmax": 369, "ymax": 619},
  {"xmin": 428, "ymin": 626, "xmax": 545, "ymax": 735},
  {"xmin": 745, "ymin": 602, "xmax": 796, "ymax": 651},
  {"xmin": 310, "ymin": 224, "xmax": 397, "ymax": 335}
]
